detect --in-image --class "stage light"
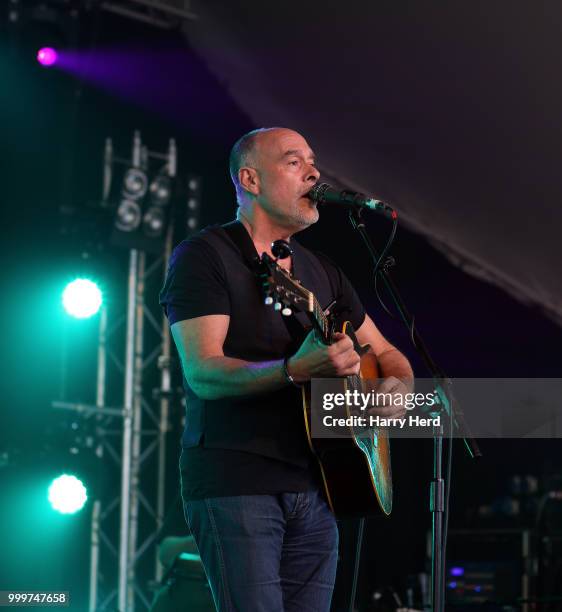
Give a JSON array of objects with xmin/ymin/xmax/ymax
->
[
  {"xmin": 37, "ymin": 47, "xmax": 58, "ymax": 67},
  {"xmin": 115, "ymin": 199, "xmax": 142, "ymax": 232},
  {"xmin": 123, "ymin": 168, "xmax": 148, "ymax": 199},
  {"xmin": 48, "ymin": 474, "xmax": 88, "ymax": 514},
  {"xmin": 149, "ymin": 175, "xmax": 172, "ymax": 206},
  {"xmin": 143, "ymin": 207, "xmax": 165, "ymax": 237},
  {"xmin": 62, "ymin": 279, "xmax": 103, "ymax": 319},
  {"xmin": 185, "ymin": 175, "xmax": 201, "ymax": 234}
]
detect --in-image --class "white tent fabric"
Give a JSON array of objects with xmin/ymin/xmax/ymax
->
[{"xmin": 183, "ymin": 2, "xmax": 562, "ymax": 325}]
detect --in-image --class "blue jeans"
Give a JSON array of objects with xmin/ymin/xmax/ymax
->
[{"xmin": 183, "ymin": 489, "xmax": 339, "ymax": 612}]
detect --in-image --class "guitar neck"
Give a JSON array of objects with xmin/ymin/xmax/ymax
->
[
  {"xmin": 258, "ymin": 251, "xmax": 332, "ymax": 343},
  {"xmin": 308, "ymin": 296, "xmax": 332, "ymax": 344}
]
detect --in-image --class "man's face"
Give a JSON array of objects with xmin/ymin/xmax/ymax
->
[{"xmin": 250, "ymin": 129, "xmax": 321, "ymax": 230}]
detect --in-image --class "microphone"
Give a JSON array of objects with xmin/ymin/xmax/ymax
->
[{"xmin": 307, "ymin": 183, "xmax": 396, "ymax": 217}]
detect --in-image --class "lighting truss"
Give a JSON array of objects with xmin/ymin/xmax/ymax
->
[
  {"xmin": 100, "ymin": 0, "xmax": 197, "ymax": 29},
  {"xmin": 52, "ymin": 133, "xmax": 202, "ymax": 612}
]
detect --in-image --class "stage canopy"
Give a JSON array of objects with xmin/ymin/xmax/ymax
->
[{"xmin": 182, "ymin": 2, "xmax": 562, "ymax": 326}]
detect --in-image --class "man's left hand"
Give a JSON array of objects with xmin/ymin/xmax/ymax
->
[{"xmin": 366, "ymin": 376, "xmax": 411, "ymax": 419}]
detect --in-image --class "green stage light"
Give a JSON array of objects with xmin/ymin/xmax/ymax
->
[
  {"xmin": 48, "ymin": 474, "xmax": 88, "ymax": 514},
  {"xmin": 62, "ymin": 279, "xmax": 102, "ymax": 319}
]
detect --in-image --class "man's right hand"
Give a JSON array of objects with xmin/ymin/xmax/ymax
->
[{"xmin": 286, "ymin": 330, "xmax": 361, "ymax": 383}]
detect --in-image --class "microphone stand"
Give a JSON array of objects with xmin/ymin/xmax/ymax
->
[{"xmin": 347, "ymin": 206, "xmax": 481, "ymax": 612}]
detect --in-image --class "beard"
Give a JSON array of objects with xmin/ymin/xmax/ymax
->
[
  {"xmin": 286, "ymin": 198, "xmax": 319, "ymax": 229},
  {"xmin": 255, "ymin": 192, "xmax": 320, "ymax": 231}
]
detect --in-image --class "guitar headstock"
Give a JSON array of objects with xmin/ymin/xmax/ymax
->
[{"xmin": 256, "ymin": 253, "xmax": 313, "ymax": 316}]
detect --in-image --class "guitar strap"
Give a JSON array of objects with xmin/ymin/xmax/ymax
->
[
  {"xmin": 220, "ymin": 220, "xmax": 261, "ymax": 271},
  {"xmin": 220, "ymin": 220, "xmax": 309, "ymax": 349}
]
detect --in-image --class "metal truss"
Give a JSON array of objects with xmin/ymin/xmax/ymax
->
[
  {"xmin": 54, "ymin": 235, "xmax": 175, "ymax": 612},
  {"xmin": 3, "ymin": 0, "xmax": 197, "ymax": 36},
  {"xmin": 52, "ymin": 132, "xmax": 202, "ymax": 611},
  {"xmin": 100, "ymin": 0, "xmax": 198, "ymax": 29}
]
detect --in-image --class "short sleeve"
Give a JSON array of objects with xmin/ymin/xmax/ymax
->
[
  {"xmin": 313, "ymin": 251, "xmax": 366, "ymax": 332},
  {"xmin": 159, "ymin": 237, "xmax": 230, "ymax": 325}
]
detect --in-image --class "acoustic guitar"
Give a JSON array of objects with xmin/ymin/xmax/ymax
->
[{"xmin": 257, "ymin": 251, "xmax": 392, "ymax": 518}]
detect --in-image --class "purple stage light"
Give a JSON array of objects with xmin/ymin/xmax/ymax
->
[{"xmin": 37, "ymin": 47, "xmax": 58, "ymax": 67}]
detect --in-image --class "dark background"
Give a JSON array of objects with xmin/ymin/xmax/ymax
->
[{"xmin": 1, "ymin": 3, "xmax": 561, "ymax": 610}]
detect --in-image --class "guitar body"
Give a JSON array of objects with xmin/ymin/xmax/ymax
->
[
  {"xmin": 256, "ymin": 251, "xmax": 393, "ymax": 519},
  {"xmin": 302, "ymin": 321, "xmax": 393, "ymax": 518}
]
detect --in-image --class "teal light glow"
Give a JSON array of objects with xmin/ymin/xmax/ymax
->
[
  {"xmin": 62, "ymin": 279, "xmax": 102, "ymax": 318},
  {"xmin": 48, "ymin": 474, "xmax": 88, "ymax": 514}
]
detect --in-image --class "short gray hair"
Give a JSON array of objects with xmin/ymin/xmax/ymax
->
[{"xmin": 229, "ymin": 127, "xmax": 280, "ymax": 201}]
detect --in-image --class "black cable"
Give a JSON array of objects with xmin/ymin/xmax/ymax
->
[
  {"xmin": 349, "ymin": 518, "xmax": 365, "ymax": 612},
  {"xmin": 372, "ymin": 215, "xmax": 398, "ymax": 318},
  {"xmin": 373, "ymin": 257, "xmax": 397, "ymax": 320},
  {"xmin": 373, "ymin": 215, "xmax": 397, "ymax": 279},
  {"xmin": 440, "ymin": 385, "xmax": 455, "ymax": 608},
  {"xmin": 409, "ymin": 315, "xmax": 417, "ymax": 348}
]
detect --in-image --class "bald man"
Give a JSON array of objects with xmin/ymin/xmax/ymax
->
[{"xmin": 160, "ymin": 128, "xmax": 412, "ymax": 611}]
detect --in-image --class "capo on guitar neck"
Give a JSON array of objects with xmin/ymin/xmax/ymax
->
[
  {"xmin": 322, "ymin": 299, "xmax": 354, "ymax": 344},
  {"xmin": 323, "ymin": 299, "xmax": 337, "ymax": 316},
  {"xmin": 323, "ymin": 297, "xmax": 353, "ymax": 325}
]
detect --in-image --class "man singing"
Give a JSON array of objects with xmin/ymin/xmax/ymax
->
[{"xmin": 160, "ymin": 127, "xmax": 412, "ymax": 611}]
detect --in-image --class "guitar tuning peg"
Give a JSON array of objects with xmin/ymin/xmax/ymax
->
[
  {"xmin": 281, "ymin": 307, "xmax": 292, "ymax": 316},
  {"xmin": 264, "ymin": 296, "xmax": 274, "ymax": 306},
  {"xmin": 274, "ymin": 302, "xmax": 282, "ymax": 311}
]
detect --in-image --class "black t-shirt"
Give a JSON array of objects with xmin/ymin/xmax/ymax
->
[{"xmin": 159, "ymin": 221, "xmax": 366, "ymax": 500}]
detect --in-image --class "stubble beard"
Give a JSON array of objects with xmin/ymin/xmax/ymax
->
[{"xmin": 288, "ymin": 199, "xmax": 319, "ymax": 229}]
